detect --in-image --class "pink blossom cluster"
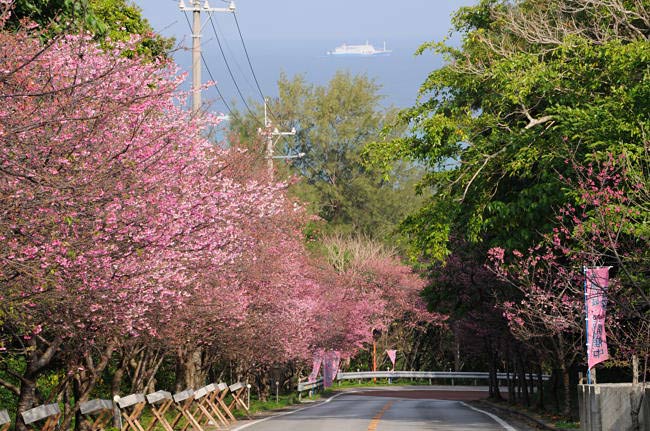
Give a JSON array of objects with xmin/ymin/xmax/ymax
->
[
  {"xmin": 0, "ymin": 27, "xmax": 439, "ymax": 370},
  {"xmin": 486, "ymin": 154, "xmax": 648, "ymax": 361}
]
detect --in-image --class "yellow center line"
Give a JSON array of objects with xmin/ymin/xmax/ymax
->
[{"xmin": 367, "ymin": 400, "xmax": 394, "ymax": 431}]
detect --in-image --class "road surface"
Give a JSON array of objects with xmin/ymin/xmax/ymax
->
[{"xmin": 232, "ymin": 387, "xmax": 526, "ymax": 431}]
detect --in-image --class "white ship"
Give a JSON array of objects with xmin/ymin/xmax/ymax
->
[{"xmin": 327, "ymin": 41, "xmax": 391, "ymax": 56}]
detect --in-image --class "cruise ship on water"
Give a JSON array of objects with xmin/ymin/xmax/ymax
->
[{"xmin": 327, "ymin": 41, "xmax": 392, "ymax": 56}]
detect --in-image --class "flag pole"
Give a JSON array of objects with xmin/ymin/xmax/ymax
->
[{"xmin": 583, "ymin": 266, "xmax": 591, "ymax": 385}]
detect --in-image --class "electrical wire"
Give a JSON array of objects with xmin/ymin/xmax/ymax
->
[
  {"xmin": 182, "ymin": 6, "xmax": 297, "ymax": 158},
  {"xmin": 232, "ymin": 12, "xmax": 268, "ymax": 108},
  {"xmin": 207, "ymin": 13, "xmax": 259, "ymax": 121},
  {"xmin": 212, "ymin": 15, "xmax": 258, "ymax": 95},
  {"xmin": 230, "ymin": 11, "xmax": 296, "ymax": 149},
  {"xmin": 182, "ymin": 12, "xmax": 237, "ymax": 120}
]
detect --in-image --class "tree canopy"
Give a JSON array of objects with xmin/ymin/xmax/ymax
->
[
  {"xmin": 232, "ymin": 71, "xmax": 425, "ymax": 241},
  {"xmin": 368, "ymin": 0, "xmax": 650, "ymax": 259},
  {"xmin": 364, "ymin": 0, "xmax": 650, "ymax": 415},
  {"xmin": 6, "ymin": 0, "xmax": 172, "ymax": 57}
]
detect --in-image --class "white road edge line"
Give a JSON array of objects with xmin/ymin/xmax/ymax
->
[
  {"xmin": 460, "ymin": 402, "xmax": 517, "ymax": 431},
  {"xmin": 231, "ymin": 391, "xmax": 356, "ymax": 431}
]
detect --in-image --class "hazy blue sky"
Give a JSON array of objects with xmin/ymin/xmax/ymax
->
[
  {"xmin": 129, "ymin": 1, "xmax": 480, "ymax": 113},
  {"xmin": 132, "ymin": 0, "xmax": 478, "ymax": 42}
]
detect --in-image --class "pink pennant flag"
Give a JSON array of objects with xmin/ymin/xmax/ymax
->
[
  {"xmin": 308, "ymin": 352, "xmax": 322, "ymax": 383},
  {"xmin": 322, "ymin": 351, "xmax": 341, "ymax": 388},
  {"xmin": 585, "ymin": 267, "xmax": 610, "ymax": 369},
  {"xmin": 386, "ymin": 349, "xmax": 397, "ymax": 370}
]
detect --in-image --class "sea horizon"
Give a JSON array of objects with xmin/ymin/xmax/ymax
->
[{"xmin": 173, "ymin": 37, "xmax": 446, "ymax": 116}]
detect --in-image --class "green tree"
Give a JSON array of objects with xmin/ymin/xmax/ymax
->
[
  {"xmin": 232, "ymin": 71, "xmax": 424, "ymax": 241},
  {"xmin": 365, "ymin": 0, "xmax": 649, "ymax": 415},
  {"xmin": 367, "ymin": 0, "xmax": 650, "ymax": 260},
  {"xmin": 7, "ymin": 0, "xmax": 172, "ymax": 57}
]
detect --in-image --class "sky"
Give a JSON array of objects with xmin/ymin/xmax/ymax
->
[
  {"xmin": 132, "ymin": 0, "xmax": 478, "ymax": 42},
  {"xmin": 129, "ymin": 0, "xmax": 479, "ymax": 114}
]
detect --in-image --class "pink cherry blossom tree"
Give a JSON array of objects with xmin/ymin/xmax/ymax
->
[
  {"xmin": 0, "ymin": 21, "xmax": 285, "ymax": 427},
  {"xmin": 486, "ymin": 154, "xmax": 650, "ymax": 414},
  {"xmin": 0, "ymin": 3, "xmax": 446, "ymax": 422}
]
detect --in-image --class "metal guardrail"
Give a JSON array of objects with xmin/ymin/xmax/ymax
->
[
  {"xmin": 338, "ymin": 371, "xmax": 551, "ymax": 381},
  {"xmin": 297, "ymin": 378, "xmax": 323, "ymax": 392},
  {"xmin": 298, "ymin": 370, "xmax": 550, "ymax": 392}
]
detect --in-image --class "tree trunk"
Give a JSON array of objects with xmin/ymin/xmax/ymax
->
[
  {"xmin": 112, "ymin": 358, "xmax": 126, "ymax": 396},
  {"xmin": 487, "ymin": 341, "xmax": 503, "ymax": 401},
  {"xmin": 61, "ymin": 342, "xmax": 116, "ymax": 431},
  {"xmin": 175, "ymin": 346, "xmax": 207, "ymax": 391},
  {"xmin": 551, "ymin": 369, "xmax": 560, "ymax": 413},
  {"xmin": 506, "ymin": 357, "xmax": 515, "ymax": 403},
  {"xmin": 15, "ymin": 379, "xmax": 38, "ymax": 431},
  {"xmin": 175, "ymin": 347, "xmax": 188, "ymax": 392},
  {"xmin": 537, "ymin": 363, "xmax": 544, "ymax": 411},
  {"xmin": 71, "ymin": 379, "xmax": 87, "ymax": 431},
  {"xmin": 15, "ymin": 336, "xmax": 63, "ymax": 431},
  {"xmin": 454, "ymin": 338, "xmax": 462, "ymax": 371},
  {"xmin": 560, "ymin": 363, "xmax": 571, "ymax": 417},
  {"xmin": 255, "ymin": 370, "xmax": 270, "ymax": 402},
  {"xmin": 517, "ymin": 353, "xmax": 530, "ymax": 407}
]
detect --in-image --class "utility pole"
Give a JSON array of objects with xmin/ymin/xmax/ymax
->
[
  {"xmin": 258, "ymin": 98, "xmax": 298, "ymax": 177},
  {"xmin": 179, "ymin": 0, "xmax": 235, "ymax": 115}
]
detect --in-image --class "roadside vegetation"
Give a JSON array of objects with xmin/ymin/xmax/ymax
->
[
  {"xmin": 1, "ymin": 0, "xmax": 649, "ymax": 428},
  {"xmin": 365, "ymin": 0, "xmax": 650, "ymax": 421}
]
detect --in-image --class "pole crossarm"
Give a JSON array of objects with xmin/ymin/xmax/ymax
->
[
  {"xmin": 272, "ymin": 152, "xmax": 305, "ymax": 160},
  {"xmin": 258, "ymin": 98, "xmax": 297, "ymax": 176},
  {"xmin": 179, "ymin": 0, "xmax": 235, "ymax": 14}
]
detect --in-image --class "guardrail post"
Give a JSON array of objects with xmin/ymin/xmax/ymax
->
[
  {"xmin": 357, "ymin": 369, "xmax": 361, "ymax": 385},
  {"xmin": 297, "ymin": 377, "xmax": 302, "ymax": 402},
  {"xmin": 112, "ymin": 396, "xmax": 122, "ymax": 429},
  {"xmin": 387, "ymin": 368, "xmax": 392, "ymax": 384}
]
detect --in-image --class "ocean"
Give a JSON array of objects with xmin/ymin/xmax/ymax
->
[{"xmin": 186, "ymin": 37, "xmax": 445, "ymax": 116}]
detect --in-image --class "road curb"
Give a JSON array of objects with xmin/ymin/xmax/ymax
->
[{"xmin": 472, "ymin": 400, "xmax": 572, "ymax": 431}]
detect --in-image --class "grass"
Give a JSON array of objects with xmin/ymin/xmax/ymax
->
[
  {"xmin": 238, "ymin": 393, "xmax": 301, "ymax": 417},
  {"xmin": 554, "ymin": 420, "xmax": 580, "ymax": 429},
  {"xmin": 479, "ymin": 397, "xmax": 581, "ymax": 431}
]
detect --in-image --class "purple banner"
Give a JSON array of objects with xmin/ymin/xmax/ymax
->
[
  {"xmin": 308, "ymin": 352, "xmax": 323, "ymax": 383},
  {"xmin": 322, "ymin": 351, "xmax": 340, "ymax": 388},
  {"xmin": 585, "ymin": 267, "xmax": 610, "ymax": 369},
  {"xmin": 386, "ymin": 349, "xmax": 397, "ymax": 370}
]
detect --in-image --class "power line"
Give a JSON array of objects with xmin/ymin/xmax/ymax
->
[
  {"xmin": 181, "ymin": 11, "xmax": 237, "ymax": 120},
  {"xmin": 211, "ymin": 15, "xmax": 258, "ymax": 95},
  {"xmin": 182, "ymin": 2, "xmax": 297, "ymax": 160},
  {"xmin": 231, "ymin": 12, "xmax": 287, "ymax": 128},
  {"xmin": 232, "ymin": 12, "xmax": 267, "ymax": 107},
  {"xmin": 230, "ymin": 11, "xmax": 297, "ymax": 153},
  {"xmin": 207, "ymin": 13, "xmax": 259, "ymax": 121}
]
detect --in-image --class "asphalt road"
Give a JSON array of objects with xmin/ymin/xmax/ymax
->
[{"xmin": 231, "ymin": 388, "xmax": 524, "ymax": 431}]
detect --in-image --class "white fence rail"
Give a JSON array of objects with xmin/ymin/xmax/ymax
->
[{"xmin": 298, "ymin": 370, "xmax": 550, "ymax": 392}]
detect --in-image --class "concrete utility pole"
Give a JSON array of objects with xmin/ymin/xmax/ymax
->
[
  {"xmin": 258, "ymin": 98, "xmax": 298, "ymax": 177},
  {"xmin": 179, "ymin": 0, "xmax": 235, "ymax": 115}
]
